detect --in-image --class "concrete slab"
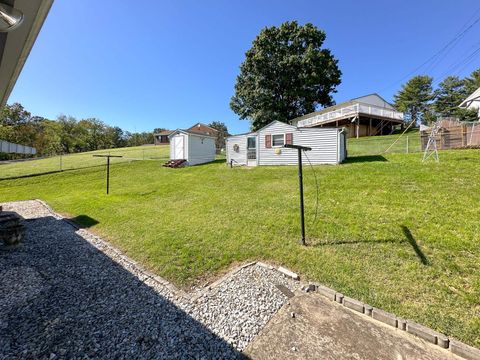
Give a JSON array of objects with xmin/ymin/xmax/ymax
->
[{"xmin": 244, "ymin": 293, "xmax": 459, "ymax": 360}]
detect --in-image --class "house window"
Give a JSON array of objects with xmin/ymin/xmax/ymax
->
[{"xmin": 272, "ymin": 134, "xmax": 285, "ymax": 147}]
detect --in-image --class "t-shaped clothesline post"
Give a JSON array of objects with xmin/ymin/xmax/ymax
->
[
  {"xmin": 284, "ymin": 144, "xmax": 312, "ymax": 246},
  {"xmin": 93, "ymin": 154, "xmax": 123, "ymax": 194}
]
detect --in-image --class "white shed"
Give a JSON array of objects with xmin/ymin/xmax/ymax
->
[
  {"xmin": 226, "ymin": 121, "xmax": 347, "ymax": 166},
  {"xmin": 169, "ymin": 129, "xmax": 216, "ymax": 166}
]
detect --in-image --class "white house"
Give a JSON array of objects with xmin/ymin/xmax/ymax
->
[
  {"xmin": 226, "ymin": 121, "xmax": 347, "ymax": 166},
  {"xmin": 459, "ymin": 87, "xmax": 480, "ymax": 120},
  {"xmin": 291, "ymin": 93, "xmax": 404, "ymax": 138},
  {"xmin": 169, "ymin": 129, "xmax": 216, "ymax": 166}
]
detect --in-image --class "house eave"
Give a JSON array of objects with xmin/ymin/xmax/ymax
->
[{"xmin": 0, "ymin": 0, "xmax": 54, "ymax": 108}]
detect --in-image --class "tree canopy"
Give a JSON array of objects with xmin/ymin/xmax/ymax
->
[
  {"xmin": 393, "ymin": 68, "xmax": 480, "ymax": 124},
  {"xmin": 230, "ymin": 21, "xmax": 341, "ymax": 130},
  {"xmin": 394, "ymin": 75, "xmax": 434, "ymax": 125},
  {"xmin": 0, "ymin": 103, "xmax": 157, "ymax": 159}
]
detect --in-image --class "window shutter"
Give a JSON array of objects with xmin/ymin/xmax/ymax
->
[
  {"xmin": 285, "ymin": 133, "xmax": 293, "ymax": 145},
  {"xmin": 265, "ymin": 135, "xmax": 272, "ymax": 148}
]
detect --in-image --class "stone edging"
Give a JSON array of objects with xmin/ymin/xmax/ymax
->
[{"xmin": 307, "ymin": 283, "xmax": 480, "ymax": 360}]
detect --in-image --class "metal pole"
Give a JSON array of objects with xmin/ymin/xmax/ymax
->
[
  {"xmin": 406, "ymin": 136, "xmax": 409, "ymax": 153},
  {"xmin": 298, "ymin": 148, "xmax": 306, "ymax": 246},
  {"xmin": 60, "ymin": 153, "xmax": 63, "ymax": 171},
  {"xmin": 106, "ymin": 156, "xmax": 110, "ymax": 195}
]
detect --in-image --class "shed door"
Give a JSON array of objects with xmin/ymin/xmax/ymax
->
[{"xmin": 173, "ymin": 135, "xmax": 185, "ymax": 159}]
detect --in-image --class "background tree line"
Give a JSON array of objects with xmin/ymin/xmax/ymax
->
[
  {"xmin": 394, "ymin": 68, "xmax": 480, "ymax": 125},
  {"xmin": 0, "ymin": 103, "xmax": 155, "ymax": 158}
]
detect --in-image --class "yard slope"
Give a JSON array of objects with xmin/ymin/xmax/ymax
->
[{"xmin": 1, "ymin": 149, "xmax": 479, "ymax": 347}]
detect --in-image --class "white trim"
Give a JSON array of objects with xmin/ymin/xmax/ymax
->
[{"xmin": 271, "ymin": 133, "xmax": 285, "ymax": 147}]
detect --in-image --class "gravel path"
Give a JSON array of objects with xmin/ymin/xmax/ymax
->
[{"xmin": 0, "ymin": 200, "xmax": 300, "ymax": 359}]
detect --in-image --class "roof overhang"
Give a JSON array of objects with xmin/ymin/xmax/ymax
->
[{"xmin": 0, "ymin": 0, "xmax": 54, "ymax": 108}]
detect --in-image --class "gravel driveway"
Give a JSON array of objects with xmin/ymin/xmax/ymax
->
[{"xmin": 0, "ymin": 200, "xmax": 299, "ymax": 359}]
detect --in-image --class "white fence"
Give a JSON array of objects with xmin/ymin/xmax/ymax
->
[
  {"xmin": 297, "ymin": 103, "xmax": 404, "ymax": 127},
  {"xmin": 0, "ymin": 140, "xmax": 37, "ymax": 155}
]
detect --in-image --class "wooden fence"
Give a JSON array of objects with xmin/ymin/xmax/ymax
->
[{"xmin": 420, "ymin": 121, "xmax": 480, "ymax": 151}]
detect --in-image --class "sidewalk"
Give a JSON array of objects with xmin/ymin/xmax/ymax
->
[{"xmin": 244, "ymin": 292, "xmax": 460, "ymax": 360}]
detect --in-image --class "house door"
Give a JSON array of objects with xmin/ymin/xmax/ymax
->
[
  {"xmin": 247, "ymin": 136, "xmax": 257, "ymax": 166},
  {"xmin": 173, "ymin": 136, "xmax": 185, "ymax": 159}
]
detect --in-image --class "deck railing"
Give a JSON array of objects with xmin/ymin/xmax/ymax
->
[{"xmin": 297, "ymin": 103, "xmax": 404, "ymax": 127}]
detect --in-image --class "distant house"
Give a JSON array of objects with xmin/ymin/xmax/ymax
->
[
  {"xmin": 154, "ymin": 130, "xmax": 173, "ymax": 145},
  {"xmin": 226, "ymin": 121, "xmax": 346, "ymax": 166},
  {"xmin": 291, "ymin": 93, "xmax": 404, "ymax": 138},
  {"xmin": 459, "ymin": 87, "xmax": 480, "ymax": 120}
]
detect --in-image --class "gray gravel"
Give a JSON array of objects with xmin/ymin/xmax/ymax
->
[{"xmin": 0, "ymin": 200, "xmax": 299, "ymax": 359}]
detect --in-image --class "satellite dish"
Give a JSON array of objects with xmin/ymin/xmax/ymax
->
[{"xmin": 0, "ymin": 3, "xmax": 24, "ymax": 32}]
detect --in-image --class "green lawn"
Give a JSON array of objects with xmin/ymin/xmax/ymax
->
[
  {"xmin": 1, "ymin": 147, "xmax": 479, "ymax": 347},
  {"xmin": 0, "ymin": 145, "xmax": 170, "ymax": 179},
  {"xmin": 348, "ymin": 129, "xmax": 421, "ymax": 156}
]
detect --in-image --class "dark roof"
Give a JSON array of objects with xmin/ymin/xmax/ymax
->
[
  {"xmin": 188, "ymin": 123, "xmax": 219, "ymax": 134},
  {"xmin": 169, "ymin": 129, "xmax": 217, "ymax": 138},
  {"xmin": 154, "ymin": 130, "xmax": 173, "ymax": 136}
]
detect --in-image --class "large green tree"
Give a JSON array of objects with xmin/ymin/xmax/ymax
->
[
  {"xmin": 433, "ymin": 76, "xmax": 467, "ymax": 117},
  {"xmin": 394, "ymin": 75, "xmax": 434, "ymax": 125},
  {"xmin": 230, "ymin": 21, "xmax": 341, "ymax": 130},
  {"xmin": 432, "ymin": 75, "xmax": 478, "ymax": 122},
  {"xmin": 464, "ymin": 68, "xmax": 480, "ymax": 95}
]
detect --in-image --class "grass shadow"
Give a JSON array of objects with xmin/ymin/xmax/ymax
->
[
  {"xmin": 310, "ymin": 226, "xmax": 429, "ymax": 266},
  {"xmin": 401, "ymin": 225, "xmax": 429, "ymax": 265},
  {"xmin": 69, "ymin": 215, "xmax": 99, "ymax": 229},
  {"xmin": 0, "ymin": 163, "xmax": 105, "ymax": 181},
  {"xmin": 190, "ymin": 159, "xmax": 226, "ymax": 167},
  {"xmin": 344, "ymin": 155, "xmax": 388, "ymax": 164}
]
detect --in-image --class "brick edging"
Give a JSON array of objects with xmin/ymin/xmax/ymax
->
[{"xmin": 309, "ymin": 283, "xmax": 480, "ymax": 360}]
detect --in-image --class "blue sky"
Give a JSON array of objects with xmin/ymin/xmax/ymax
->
[{"xmin": 9, "ymin": 0, "xmax": 480, "ymax": 134}]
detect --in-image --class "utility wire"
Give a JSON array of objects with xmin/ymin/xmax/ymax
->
[{"xmin": 381, "ymin": 8, "xmax": 480, "ymax": 92}]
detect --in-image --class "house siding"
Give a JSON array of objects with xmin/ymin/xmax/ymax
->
[
  {"xmin": 226, "ymin": 135, "xmax": 249, "ymax": 165},
  {"xmin": 257, "ymin": 122, "xmax": 341, "ymax": 165},
  {"xmin": 187, "ymin": 134, "xmax": 216, "ymax": 165},
  {"xmin": 226, "ymin": 121, "xmax": 345, "ymax": 166}
]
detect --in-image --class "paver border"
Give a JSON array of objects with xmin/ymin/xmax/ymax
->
[{"xmin": 306, "ymin": 282, "xmax": 480, "ymax": 360}]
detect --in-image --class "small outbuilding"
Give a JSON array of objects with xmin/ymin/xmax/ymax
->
[
  {"xmin": 226, "ymin": 121, "xmax": 347, "ymax": 166},
  {"xmin": 169, "ymin": 129, "xmax": 216, "ymax": 166}
]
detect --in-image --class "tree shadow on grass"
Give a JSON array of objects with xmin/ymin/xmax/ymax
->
[
  {"xmin": 0, "ymin": 213, "xmax": 245, "ymax": 359},
  {"xmin": 311, "ymin": 225, "xmax": 429, "ymax": 266},
  {"xmin": 344, "ymin": 155, "xmax": 388, "ymax": 164}
]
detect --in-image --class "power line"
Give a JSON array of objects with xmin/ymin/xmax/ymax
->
[{"xmin": 381, "ymin": 7, "xmax": 480, "ymax": 92}]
